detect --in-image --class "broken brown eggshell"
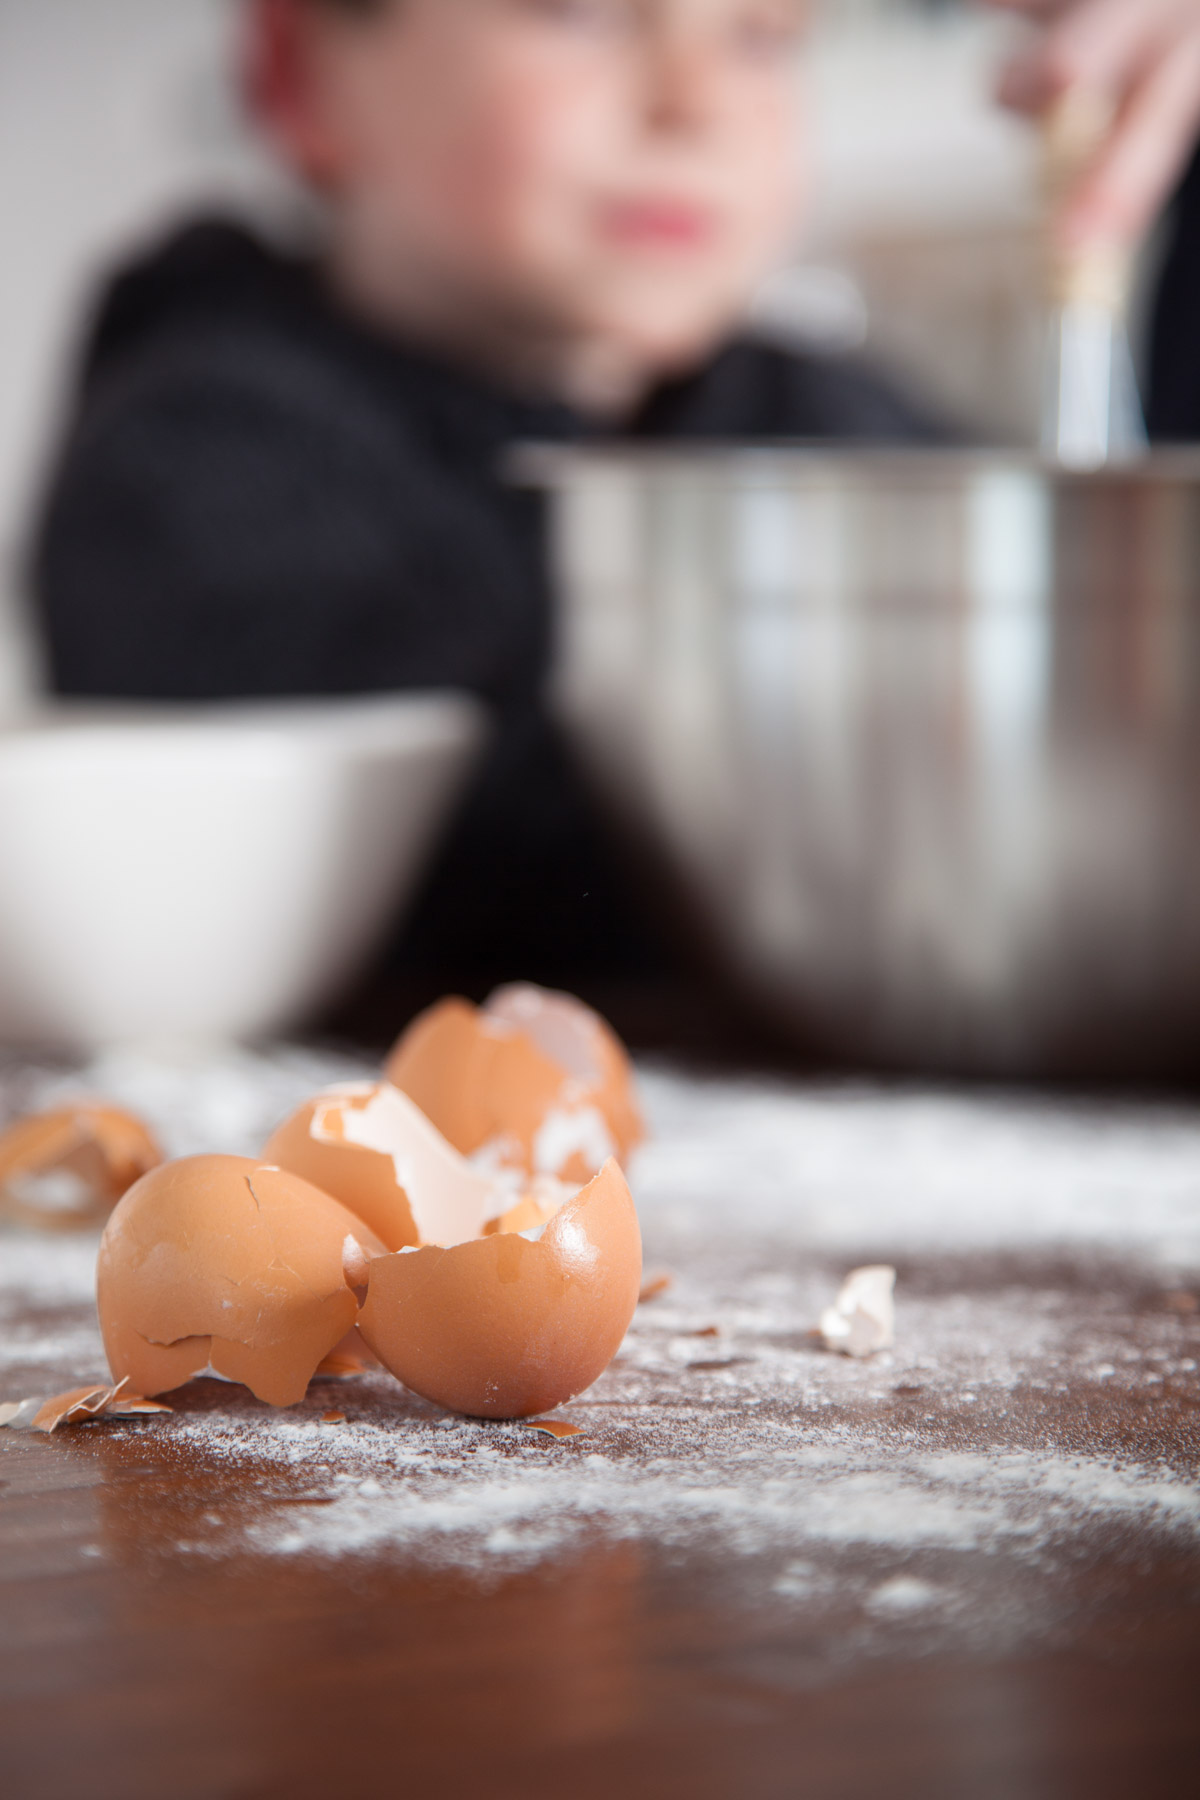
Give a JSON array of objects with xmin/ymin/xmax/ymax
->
[
  {"xmin": 357, "ymin": 1158, "xmax": 642, "ymax": 1420},
  {"xmin": 97, "ymin": 1155, "xmax": 386, "ymax": 1408},
  {"xmin": 263, "ymin": 1083, "xmax": 423, "ymax": 1250},
  {"xmin": 263, "ymin": 1080, "xmax": 551, "ymax": 1251},
  {"xmin": 384, "ymin": 983, "xmax": 645, "ymax": 1185},
  {"xmin": 0, "ymin": 1103, "xmax": 163, "ymax": 1230},
  {"xmin": 639, "ymin": 1273, "xmax": 673, "ymax": 1304},
  {"xmin": 99, "ymin": 1076, "xmax": 643, "ymax": 1420}
]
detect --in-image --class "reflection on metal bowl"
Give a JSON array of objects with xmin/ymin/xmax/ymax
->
[{"xmin": 530, "ymin": 448, "xmax": 1200, "ymax": 1080}]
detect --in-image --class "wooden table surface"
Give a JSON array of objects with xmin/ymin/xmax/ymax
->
[{"xmin": 2, "ymin": 1061, "xmax": 1200, "ymax": 1800}]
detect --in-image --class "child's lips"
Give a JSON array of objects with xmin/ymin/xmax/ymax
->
[{"xmin": 599, "ymin": 198, "xmax": 718, "ymax": 250}]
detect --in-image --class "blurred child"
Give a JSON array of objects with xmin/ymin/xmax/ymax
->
[
  {"xmin": 19, "ymin": 2, "xmax": 965, "ymax": 999},
  {"xmin": 36, "ymin": 0, "xmax": 932, "ymax": 691}
]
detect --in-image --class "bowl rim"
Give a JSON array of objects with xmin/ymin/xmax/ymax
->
[
  {"xmin": 0, "ymin": 690, "xmax": 489, "ymax": 756},
  {"xmin": 509, "ymin": 442, "xmax": 1200, "ymax": 487}
]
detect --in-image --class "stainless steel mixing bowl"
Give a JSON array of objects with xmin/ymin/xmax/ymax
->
[{"xmin": 527, "ymin": 447, "xmax": 1200, "ymax": 1079}]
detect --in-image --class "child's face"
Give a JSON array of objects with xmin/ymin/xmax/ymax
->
[{"xmin": 280, "ymin": 0, "xmax": 805, "ymax": 383}]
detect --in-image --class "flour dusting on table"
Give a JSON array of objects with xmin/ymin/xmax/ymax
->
[{"xmin": 2, "ymin": 1042, "xmax": 1198, "ymax": 1667}]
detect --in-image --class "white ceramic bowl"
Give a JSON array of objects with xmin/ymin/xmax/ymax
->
[{"xmin": 0, "ymin": 694, "xmax": 486, "ymax": 1048}]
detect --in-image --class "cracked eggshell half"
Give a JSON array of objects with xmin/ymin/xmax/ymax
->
[
  {"xmin": 357, "ymin": 1158, "xmax": 642, "ymax": 1419},
  {"xmin": 0, "ymin": 1104, "xmax": 163, "ymax": 1229},
  {"xmin": 96, "ymin": 1155, "xmax": 386, "ymax": 1408},
  {"xmin": 385, "ymin": 983, "xmax": 645, "ymax": 1184},
  {"xmin": 263, "ymin": 1081, "xmax": 528, "ymax": 1251}
]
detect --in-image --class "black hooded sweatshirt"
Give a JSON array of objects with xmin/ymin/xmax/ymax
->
[
  {"xmin": 1148, "ymin": 142, "xmax": 1200, "ymax": 440},
  {"xmin": 30, "ymin": 219, "xmax": 942, "ymax": 992}
]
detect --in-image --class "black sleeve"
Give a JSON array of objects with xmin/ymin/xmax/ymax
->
[
  {"xmin": 31, "ymin": 328, "xmax": 534, "ymax": 704},
  {"xmin": 1148, "ymin": 143, "xmax": 1200, "ymax": 441}
]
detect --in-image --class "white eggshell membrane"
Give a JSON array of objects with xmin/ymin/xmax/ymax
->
[{"xmin": 311, "ymin": 1082, "xmax": 517, "ymax": 1245}]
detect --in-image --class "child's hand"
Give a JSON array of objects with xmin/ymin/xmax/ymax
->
[{"xmin": 987, "ymin": 0, "xmax": 1200, "ymax": 244}]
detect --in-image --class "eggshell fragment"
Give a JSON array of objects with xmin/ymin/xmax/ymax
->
[
  {"xmin": 385, "ymin": 984, "xmax": 644, "ymax": 1184},
  {"xmin": 31, "ymin": 1379, "xmax": 172, "ymax": 1434},
  {"xmin": 316, "ymin": 1329, "xmax": 379, "ymax": 1378},
  {"xmin": 0, "ymin": 1104, "xmax": 163, "ymax": 1230},
  {"xmin": 482, "ymin": 1176, "xmax": 576, "ymax": 1239},
  {"xmin": 357, "ymin": 1159, "xmax": 642, "ymax": 1420},
  {"xmin": 639, "ymin": 1273, "xmax": 673, "ymax": 1304},
  {"xmin": 32, "ymin": 1385, "xmax": 110, "ymax": 1430},
  {"xmin": 264, "ymin": 1082, "xmax": 525, "ymax": 1251},
  {"xmin": 97, "ymin": 1156, "xmax": 386, "ymax": 1408},
  {"xmin": 819, "ymin": 1266, "xmax": 897, "ymax": 1358}
]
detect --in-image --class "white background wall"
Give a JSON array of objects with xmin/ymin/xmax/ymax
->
[
  {"xmin": 0, "ymin": 0, "xmax": 285, "ymax": 703},
  {"xmin": 0, "ymin": 0, "xmax": 1032, "ymax": 709}
]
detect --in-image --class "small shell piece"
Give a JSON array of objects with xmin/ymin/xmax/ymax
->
[
  {"xmin": 482, "ymin": 1178, "xmax": 572, "ymax": 1240},
  {"xmin": 97, "ymin": 1155, "xmax": 386, "ymax": 1407},
  {"xmin": 357, "ymin": 1159, "xmax": 642, "ymax": 1420},
  {"xmin": 31, "ymin": 1379, "xmax": 172, "ymax": 1434},
  {"xmin": 385, "ymin": 984, "xmax": 644, "ymax": 1184},
  {"xmin": 639, "ymin": 1274, "xmax": 673, "ymax": 1304},
  {"xmin": 0, "ymin": 1382, "xmax": 172, "ymax": 1434},
  {"xmin": 818, "ymin": 1266, "xmax": 897, "ymax": 1358},
  {"xmin": 0, "ymin": 1104, "xmax": 163, "ymax": 1230},
  {"xmin": 316, "ymin": 1330, "xmax": 379, "ymax": 1378}
]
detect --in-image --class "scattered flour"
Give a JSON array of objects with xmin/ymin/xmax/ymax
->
[
  {"xmin": 2, "ymin": 1041, "xmax": 1199, "ymax": 1662},
  {"xmin": 156, "ymin": 1391, "xmax": 1198, "ymax": 1572},
  {"xmin": 635, "ymin": 1066, "xmax": 1200, "ymax": 1268},
  {"xmin": 5, "ymin": 1043, "xmax": 1200, "ymax": 1262}
]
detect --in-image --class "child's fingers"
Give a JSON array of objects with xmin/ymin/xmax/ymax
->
[
  {"xmin": 1058, "ymin": 23, "xmax": 1200, "ymax": 243},
  {"xmin": 995, "ymin": 0, "xmax": 1198, "ymax": 114},
  {"xmin": 990, "ymin": 0, "xmax": 1200, "ymax": 239}
]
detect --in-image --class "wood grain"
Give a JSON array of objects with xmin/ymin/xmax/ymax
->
[{"xmin": 3, "ymin": 1255, "xmax": 1199, "ymax": 1800}]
